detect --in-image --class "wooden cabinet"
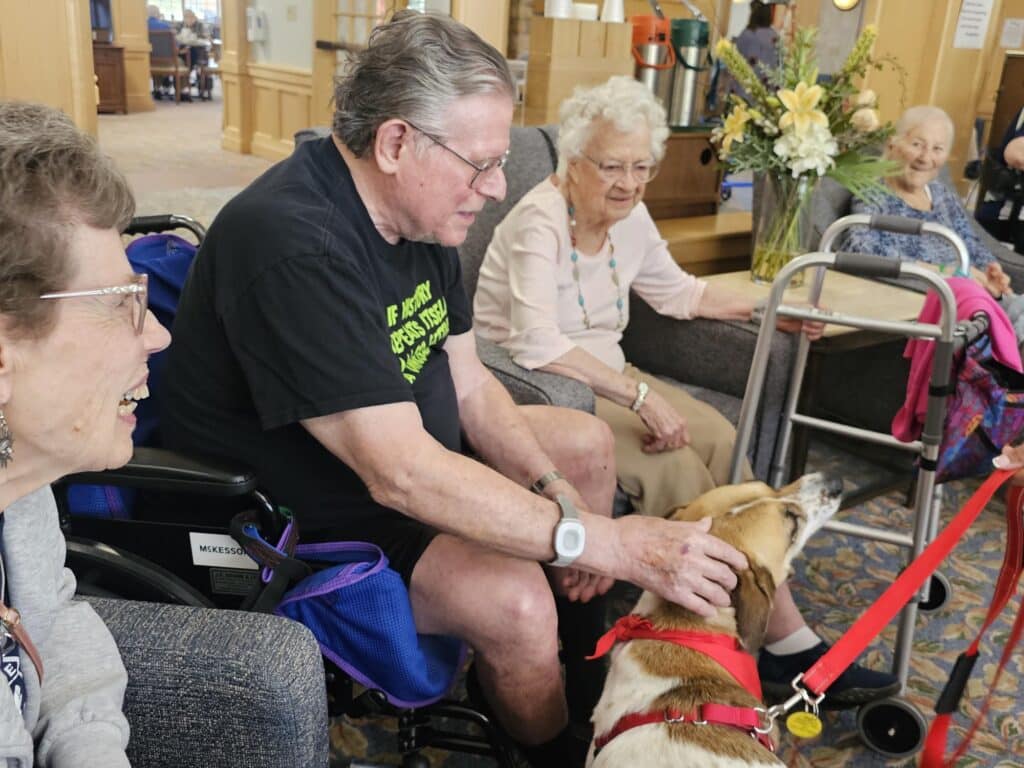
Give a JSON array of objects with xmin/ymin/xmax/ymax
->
[
  {"xmin": 93, "ymin": 43, "xmax": 127, "ymax": 114},
  {"xmin": 642, "ymin": 129, "xmax": 721, "ymax": 218}
]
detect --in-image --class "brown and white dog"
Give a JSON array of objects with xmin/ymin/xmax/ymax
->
[{"xmin": 587, "ymin": 473, "xmax": 843, "ymax": 768}]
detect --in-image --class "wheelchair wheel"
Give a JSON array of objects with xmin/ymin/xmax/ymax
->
[
  {"xmin": 857, "ymin": 697, "xmax": 926, "ymax": 758},
  {"xmin": 917, "ymin": 571, "xmax": 951, "ymax": 613},
  {"xmin": 67, "ymin": 536, "xmax": 215, "ymax": 607}
]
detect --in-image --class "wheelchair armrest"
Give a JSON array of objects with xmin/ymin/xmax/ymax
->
[
  {"xmin": 476, "ymin": 335, "xmax": 596, "ymax": 412},
  {"xmin": 62, "ymin": 446, "xmax": 257, "ymax": 496},
  {"xmin": 87, "ymin": 597, "xmax": 329, "ymax": 768}
]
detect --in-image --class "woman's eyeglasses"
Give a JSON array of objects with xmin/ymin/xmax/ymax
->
[
  {"xmin": 582, "ymin": 154, "xmax": 660, "ymax": 184},
  {"xmin": 39, "ymin": 273, "xmax": 149, "ymax": 335},
  {"xmin": 405, "ymin": 118, "xmax": 510, "ymax": 191}
]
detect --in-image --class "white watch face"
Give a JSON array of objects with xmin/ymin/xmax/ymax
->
[{"xmin": 555, "ymin": 520, "xmax": 586, "ymax": 559}]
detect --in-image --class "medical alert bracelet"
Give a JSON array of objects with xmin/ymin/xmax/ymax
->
[{"xmin": 531, "ymin": 469, "xmax": 566, "ymax": 495}]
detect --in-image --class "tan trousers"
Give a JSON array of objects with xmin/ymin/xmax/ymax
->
[{"xmin": 595, "ymin": 364, "xmax": 752, "ymax": 518}]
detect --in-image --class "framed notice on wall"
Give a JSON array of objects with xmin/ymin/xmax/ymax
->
[{"xmin": 953, "ymin": 0, "xmax": 994, "ymax": 49}]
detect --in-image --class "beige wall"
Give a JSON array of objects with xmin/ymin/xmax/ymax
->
[
  {"xmin": 862, "ymin": 0, "xmax": 1004, "ymax": 188},
  {"xmin": 977, "ymin": 0, "xmax": 1024, "ymax": 126},
  {"xmin": 0, "ymin": 0, "xmax": 98, "ymax": 134}
]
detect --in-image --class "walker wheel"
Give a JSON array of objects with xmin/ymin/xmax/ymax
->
[
  {"xmin": 918, "ymin": 571, "xmax": 951, "ymax": 613},
  {"xmin": 856, "ymin": 698, "xmax": 926, "ymax": 758}
]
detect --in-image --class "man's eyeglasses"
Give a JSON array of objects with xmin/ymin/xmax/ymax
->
[
  {"xmin": 39, "ymin": 273, "xmax": 149, "ymax": 335},
  {"xmin": 405, "ymin": 119, "xmax": 510, "ymax": 191},
  {"xmin": 582, "ymin": 154, "xmax": 660, "ymax": 184}
]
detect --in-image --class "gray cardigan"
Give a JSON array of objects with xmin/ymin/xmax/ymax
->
[{"xmin": 1, "ymin": 486, "xmax": 130, "ymax": 767}]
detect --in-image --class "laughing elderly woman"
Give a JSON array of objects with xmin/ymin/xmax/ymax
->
[
  {"xmin": 843, "ymin": 105, "xmax": 1011, "ymax": 297},
  {"xmin": 474, "ymin": 76, "xmax": 901, "ymax": 706},
  {"xmin": 0, "ymin": 101, "xmax": 170, "ymax": 764}
]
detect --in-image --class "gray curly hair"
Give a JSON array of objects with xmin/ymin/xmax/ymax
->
[
  {"xmin": 0, "ymin": 102, "xmax": 134, "ymax": 339},
  {"xmin": 556, "ymin": 76, "xmax": 670, "ymax": 179},
  {"xmin": 332, "ymin": 11, "xmax": 515, "ymax": 158}
]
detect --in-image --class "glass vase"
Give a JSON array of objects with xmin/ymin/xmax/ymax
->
[{"xmin": 751, "ymin": 173, "xmax": 819, "ymax": 286}]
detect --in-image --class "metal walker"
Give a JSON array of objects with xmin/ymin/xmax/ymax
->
[{"xmin": 729, "ymin": 213, "xmax": 984, "ymax": 758}]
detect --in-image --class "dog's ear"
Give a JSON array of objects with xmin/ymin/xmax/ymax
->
[{"xmin": 731, "ymin": 561, "xmax": 777, "ymax": 651}]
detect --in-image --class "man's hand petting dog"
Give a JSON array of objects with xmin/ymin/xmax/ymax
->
[
  {"xmin": 617, "ymin": 515, "xmax": 748, "ymax": 618},
  {"xmin": 637, "ymin": 390, "xmax": 691, "ymax": 453}
]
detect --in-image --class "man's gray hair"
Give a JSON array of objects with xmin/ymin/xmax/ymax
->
[
  {"xmin": 556, "ymin": 76, "xmax": 670, "ymax": 179},
  {"xmin": 894, "ymin": 105, "xmax": 955, "ymax": 147},
  {"xmin": 333, "ymin": 11, "xmax": 515, "ymax": 158}
]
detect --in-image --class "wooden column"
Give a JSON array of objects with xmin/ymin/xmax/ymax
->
[
  {"xmin": 220, "ymin": 0, "xmax": 252, "ymax": 154},
  {"xmin": 0, "ymin": 0, "xmax": 97, "ymax": 135},
  {"xmin": 311, "ymin": 0, "xmax": 335, "ymax": 129},
  {"xmin": 111, "ymin": 0, "xmax": 154, "ymax": 111}
]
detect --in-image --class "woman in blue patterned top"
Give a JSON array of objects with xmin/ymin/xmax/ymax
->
[{"xmin": 843, "ymin": 105, "xmax": 1011, "ymax": 298}]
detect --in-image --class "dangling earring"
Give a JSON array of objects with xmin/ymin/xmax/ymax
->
[{"xmin": 0, "ymin": 410, "xmax": 12, "ymax": 469}]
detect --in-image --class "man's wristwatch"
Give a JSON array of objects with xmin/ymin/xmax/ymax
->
[
  {"xmin": 549, "ymin": 494, "xmax": 586, "ymax": 567},
  {"xmin": 630, "ymin": 381, "xmax": 650, "ymax": 413}
]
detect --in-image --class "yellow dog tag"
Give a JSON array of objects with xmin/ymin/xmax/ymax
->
[{"xmin": 785, "ymin": 711, "xmax": 823, "ymax": 739}]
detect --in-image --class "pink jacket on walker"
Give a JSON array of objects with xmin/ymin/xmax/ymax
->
[{"xmin": 892, "ymin": 278, "xmax": 1022, "ymax": 442}]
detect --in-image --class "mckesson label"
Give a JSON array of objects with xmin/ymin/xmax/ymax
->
[{"xmin": 189, "ymin": 532, "xmax": 258, "ymax": 570}]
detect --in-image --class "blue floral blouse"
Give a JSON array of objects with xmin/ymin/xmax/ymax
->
[{"xmin": 842, "ymin": 182, "xmax": 995, "ymax": 270}]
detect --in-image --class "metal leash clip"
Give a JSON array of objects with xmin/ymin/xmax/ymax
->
[{"xmin": 764, "ymin": 673, "xmax": 825, "ymax": 740}]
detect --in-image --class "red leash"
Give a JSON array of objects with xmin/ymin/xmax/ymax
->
[
  {"xmin": 919, "ymin": 483, "xmax": 1024, "ymax": 766},
  {"xmin": 786, "ymin": 469, "xmax": 1023, "ymax": 765},
  {"xmin": 800, "ymin": 469, "xmax": 1015, "ymax": 696}
]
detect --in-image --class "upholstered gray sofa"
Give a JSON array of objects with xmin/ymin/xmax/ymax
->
[{"xmin": 89, "ymin": 597, "xmax": 329, "ymax": 768}]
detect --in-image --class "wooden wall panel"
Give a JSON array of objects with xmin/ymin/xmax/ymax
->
[
  {"xmin": 220, "ymin": 0, "xmax": 252, "ymax": 153},
  {"xmin": 248, "ymin": 63, "xmax": 313, "ymax": 161},
  {"xmin": 0, "ymin": 0, "xmax": 96, "ymax": 135},
  {"xmin": 111, "ymin": 0, "xmax": 153, "ymax": 111}
]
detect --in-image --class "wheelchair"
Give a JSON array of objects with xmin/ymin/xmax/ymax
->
[{"xmin": 57, "ymin": 214, "xmax": 518, "ymax": 768}]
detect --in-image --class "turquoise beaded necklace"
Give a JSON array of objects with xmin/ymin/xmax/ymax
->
[{"xmin": 567, "ymin": 203, "xmax": 625, "ymax": 330}]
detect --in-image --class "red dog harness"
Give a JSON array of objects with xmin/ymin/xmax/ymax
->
[{"xmin": 588, "ymin": 614, "xmax": 775, "ymax": 755}]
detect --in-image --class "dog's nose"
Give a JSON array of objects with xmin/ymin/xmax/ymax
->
[{"xmin": 824, "ymin": 474, "xmax": 844, "ymax": 498}]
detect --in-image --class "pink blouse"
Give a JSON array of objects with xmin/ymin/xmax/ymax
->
[{"xmin": 473, "ymin": 178, "xmax": 707, "ymax": 372}]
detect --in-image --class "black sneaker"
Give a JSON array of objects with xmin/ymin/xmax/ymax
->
[{"xmin": 758, "ymin": 641, "xmax": 901, "ymax": 709}]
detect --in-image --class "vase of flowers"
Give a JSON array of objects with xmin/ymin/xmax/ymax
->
[{"xmin": 712, "ymin": 26, "xmax": 896, "ymax": 285}]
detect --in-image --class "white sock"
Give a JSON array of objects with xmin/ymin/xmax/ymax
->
[{"xmin": 764, "ymin": 626, "xmax": 821, "ymax": 656}]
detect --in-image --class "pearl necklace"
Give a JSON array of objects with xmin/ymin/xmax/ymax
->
[{"xmin": 568, "ymin": 203, "xmax": 625, "ymax": 331}]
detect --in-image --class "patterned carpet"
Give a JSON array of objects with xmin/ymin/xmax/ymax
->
[{"xmin": 327, "ymin": 446, "xmax": 1024, "ymax": 767}]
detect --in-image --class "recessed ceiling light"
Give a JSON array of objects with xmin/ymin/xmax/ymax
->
[{"xmin": 834, "ymin": 0, "xmax": 861, "ymax": 9}]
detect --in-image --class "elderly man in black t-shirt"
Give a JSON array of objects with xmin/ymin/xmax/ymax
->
[{"xmin": 162, "ymin": 11, "xmax": 747, "ymax": 765}]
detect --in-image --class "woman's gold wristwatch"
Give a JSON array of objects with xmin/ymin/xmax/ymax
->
[{"xmin": 630, "ymin": 381, "xmax": 649, "ymax": 412}]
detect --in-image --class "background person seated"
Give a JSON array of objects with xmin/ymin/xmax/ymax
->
[
  {"xmin": 472, "ymin": 75, "xmax": 900, "ymax": 710},
  {"xmin": 842, "ymin": 105, "xmax": 1011, "ymax": 298},
  {"xmin": 976, "ymin": 105, "xmax": 1024, "ymax": 253},
  {"xmin": 0, "ymin": 101, "xmax": 171, "ymax": 766}
]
